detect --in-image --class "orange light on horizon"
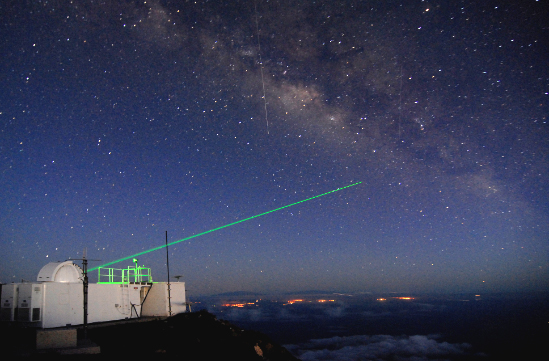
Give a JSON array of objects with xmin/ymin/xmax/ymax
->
[
  {"xmin": 285, "ymin": 299, "xmax": 305, "ymax": 305},
  {"xmin": 377, "ymin": 297, "xmax": 415, "ymax": 301},
  {"xmin": 221, "ymin": 302, "xmax": 255, "ymax": 308}
]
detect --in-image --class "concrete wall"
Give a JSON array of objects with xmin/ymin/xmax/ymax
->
[{"xmin": 36, "ymin": 328, "xmax": 77, "ymax": 349}]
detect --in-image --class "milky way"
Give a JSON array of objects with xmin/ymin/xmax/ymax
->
[{"xmin": 1, "ymin": 0, "xmax": 547, "ymax": 295}]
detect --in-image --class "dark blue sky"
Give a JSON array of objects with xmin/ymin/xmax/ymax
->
[{"xmin": 1, "ymin": 0, "xmax": 547, "ymax": 295}]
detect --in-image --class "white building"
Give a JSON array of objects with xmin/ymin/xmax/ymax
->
[{"xmin": 0, "ymin": 261, "xmax": 186, "ymax": 329}]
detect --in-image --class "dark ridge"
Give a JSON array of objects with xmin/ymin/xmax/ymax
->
[
  {"xmin": 88, "ymin": 310, "xmax": 300, "ymax": 360},
  {"xmin": 2, "ymin": 310, "xmax": 300, "ymax": 360}
]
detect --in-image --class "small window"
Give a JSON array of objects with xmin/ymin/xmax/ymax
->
[{"xmin": 32, "ymin": 308, "xmax": 41, "ymax": 321}]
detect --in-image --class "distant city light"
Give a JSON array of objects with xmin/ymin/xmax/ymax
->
[
  {"xmin": 377, "ymin": 297, "xmax": 415, "ymax": 301},
  {"xmin": 221, "ymin": 302, "xmax": 255, "ymax": 308},
  {"xmin": 285, "ymin": 299, "xmax": 304, "ymax": 305}
]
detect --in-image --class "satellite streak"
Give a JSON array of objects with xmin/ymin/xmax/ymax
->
[{"xmin": 89, "ymin": 181, "xmax": 362, "ymax": 271}]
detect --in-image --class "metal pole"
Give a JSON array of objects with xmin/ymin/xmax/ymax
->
[
  {"xmin": 166, "ymin": 231, "xmax": 172, "ymax": 316},
  {"xmin": 82, "ymin": 255, "xmax": 88, "ymax": 339}
]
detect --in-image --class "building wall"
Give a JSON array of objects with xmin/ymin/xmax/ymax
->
[
  {"xmin": 41, "ymin": 282, "xmax": 83, "ymax": 328},
  {"xmin": 1, "ymin": 280, "xmax": 186, "ymax": 328},
  {"xmin": 141, "ymin": 282, "xmax": 186, "ymax": 316},
  {"xmin": 88, "ymin": 283, "xmax": 150, "ymax": 322},
  {"xmin": 1, "ymin": 284, "xmax": 18, "ymax": 321}
]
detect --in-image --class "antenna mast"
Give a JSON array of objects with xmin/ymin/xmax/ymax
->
[{"xmin": 166, "ymin": 231, "xmax": 172, "ymax": 316}]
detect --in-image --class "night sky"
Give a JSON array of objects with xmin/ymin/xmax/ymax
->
[{"xmin": 1, "ymin": 0, "xmax": 548, "ymax": 296}]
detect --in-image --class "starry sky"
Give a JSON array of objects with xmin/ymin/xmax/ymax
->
[{"xmin": 1, "ymin": 0, "xmax": 548, "ymax": 296}]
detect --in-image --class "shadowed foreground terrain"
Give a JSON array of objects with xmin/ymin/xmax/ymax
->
[
  {"xmin": 92, "ymin": 310, "xmax": 299, "ymax": 360},
  {"xmin": 4, "ymin": 310, "xmax": 300, "ymax": 360}
]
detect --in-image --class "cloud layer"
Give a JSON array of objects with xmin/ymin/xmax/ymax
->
[{"xmin": 286, "ymin": 334, "xmax": 474, "ymax": 361}]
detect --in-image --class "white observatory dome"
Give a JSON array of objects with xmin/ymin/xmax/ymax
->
[{"xmin": 37, "ymin": 261, "xmax": 84, "ymax": 283}]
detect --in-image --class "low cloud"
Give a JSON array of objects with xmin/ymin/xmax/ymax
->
[
  {"xmin": 223, "ymin": 307, "xmax": 264, "ymax": 322},
  {"xmin": 220, "ymin": 304, "xmax": 309, "ymax": 323},
  {"xmin": 285, "ymin": 334, "xmax": 474, "ymax": 361}
]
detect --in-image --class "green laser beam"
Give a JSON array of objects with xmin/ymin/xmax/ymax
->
[{"xmin": 89, "ymin": 181, "xmax": 362, "ymax": 271}]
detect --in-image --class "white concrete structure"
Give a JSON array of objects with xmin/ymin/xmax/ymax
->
[{"xmin": 0, "ymin": 261, "xmax": 186, "ymax": 328}]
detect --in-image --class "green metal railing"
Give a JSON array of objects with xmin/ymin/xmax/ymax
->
[{"xmin": 97, "ymin": 265, "xmax": 153, "ymax": 284}]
